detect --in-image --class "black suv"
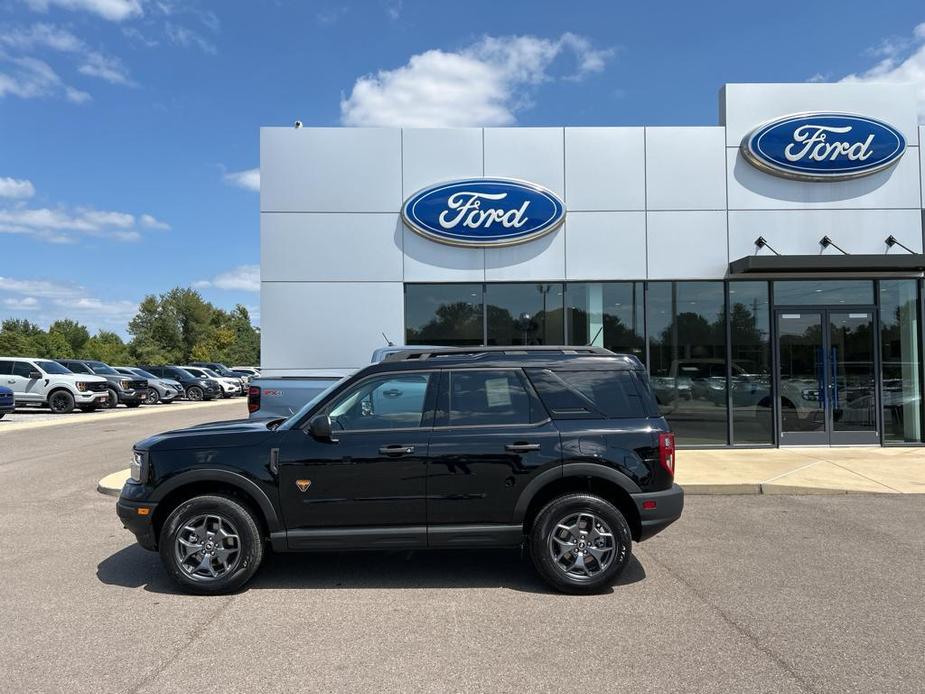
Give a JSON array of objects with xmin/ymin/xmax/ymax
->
[
  {"xmin": 117, "ymin": 347, "xmax": 683, "ymax": 595},
  {"xmin": 140, "ymin": 365, "xmax": 222, "ymax": 401},
  {"xmin": 56, "ymin": 359, "xmax": 147, "ymax": 409}
]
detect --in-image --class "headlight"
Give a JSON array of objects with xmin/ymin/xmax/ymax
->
[
  {"xmin": 76, "ymin": 381, "xmax": 89, "ymax": 392},
  {"xmin": 130, "ymin": 450, "xmax": 148, "ymax": 483}
]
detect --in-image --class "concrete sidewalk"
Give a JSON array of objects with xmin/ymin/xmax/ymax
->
[{"xmin": 98, "ymin": 446, "xmax": 925, "ymax": 497}]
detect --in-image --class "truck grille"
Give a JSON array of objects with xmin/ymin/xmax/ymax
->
[
  {"xmin": 129, "ymin": 379, "xmax": 147, "ymax": 390},
  {"xmin": 87, "ymin": 382, "xmax": 108, "ymax": 393}
]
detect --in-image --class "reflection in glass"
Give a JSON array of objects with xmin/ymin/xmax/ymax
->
[
  {"xmin": 486, "ymin": 284, "xmax": 564, "ymax": 345},
  {"xmin": 880, "ymin": 280, "xmax": 922, "ymax": 443},
  {"xmin": 829, "ymin": 312, "xmax": 876, "ymax": 434},
  {"xmin": 777, "ymin": 312, "xmax": 826, "ymax": 433},
  {"xmin": 773, "ymin": 280, "xmax": 873, "ymax": 306},
  {"xmin": 647, "ymin": 281, "xmax": 727, "ymax": 445},
  {"xmin": 405, "ymin": 284, "xmax": 483, "ymax": 346},
  {"xmin": 565, "ymin": 282, "xmax": 645, "ymax": 362},
  {"xmin": 728, "ymin": 282, "xmax": 773, "ymax": 444}
]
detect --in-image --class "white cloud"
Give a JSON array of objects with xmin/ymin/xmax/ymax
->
[
  {"xmin": 340, "ymin": 33, "xmax": 614, "ymax": 127},
  {"xmin": 223, "ymin": 167, "xmax": 259, "ymax": 192},
  {"xmin": 139, "ymin": 213, "xmax": 169, "ymax": 229},
  {"xmin": 0, "ymin": 177, "xmax": 35, "ymax": 199},
  {"xmin": 2, "ymin": 296, "xmax": 39, "ymax": 310},
  {"xmin": 195, "ymin": 264, "xmax": 260, "ymax": 292},
  {"xmin": 164, "ymin": 22, "xmax": 216, "ymax": 54},
  {"xmin": 24, "ymin": 0, "xmax": 144, "ymax": 22},
  {"xmin": 0, "ymin": 55, "xmax": 90, "ymax": 103},
  {"xmin": 77, "ymin": 52, "xmax": 134, "ymax": 85},
  {"xmin": 0, "ymin": 275, "xmax": 138, "ymax": 330},
  {"xmin": 0, "ymin": 276, "xmax": 87, "ymax": 299},
  {"xmin": 840, "ymin": 22, "xmax": 925, "ymax": 122},
  {"xmin": 0, "ymin": 202, "xmax": 169, "ymax": 243}
]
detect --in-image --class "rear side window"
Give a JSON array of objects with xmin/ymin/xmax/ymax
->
[
  {"xmin": 526, "ymin": 368, "xmax": 649, "ymax": 419},
  {"xmin": 446, "ymin": 370, "xmax": 533, "ymax": 426},
  {"xmin": 0, "ymin": 362, "xmax": 11, "ymax": 375}
]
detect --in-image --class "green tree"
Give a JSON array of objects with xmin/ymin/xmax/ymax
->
[
  {"xmin": 48, "ymin": 319, "xmax": 90, "ymax": 356},
  {"xmin": 84, "ymin": 330, "xmax": 130, "ymax": 364}
]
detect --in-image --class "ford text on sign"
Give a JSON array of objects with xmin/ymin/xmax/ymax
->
[
  {"xmin": 402, "ymin": 178, "xmax": 566, "ymax": 247},
  {"xmin": 741, "ymin": 113, "xmax": 906, "ymax": 181}
]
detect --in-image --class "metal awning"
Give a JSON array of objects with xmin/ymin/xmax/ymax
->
[{"xmin": 728, "ymin": 254, "xmax": 925, "ymax": 275}]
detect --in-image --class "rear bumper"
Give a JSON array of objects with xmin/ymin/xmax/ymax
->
[
  {"xmin": 116, "ymin": 488, "xmax": 158, "ymax": 551},
  {"xmin": 631, "ymin": 484, "xmax": 684, "ymax": 541}
]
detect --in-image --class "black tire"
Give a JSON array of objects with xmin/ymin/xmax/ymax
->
[
  {"xmin": 48, "ymin": 390, "xmax": 75, "ymax": 414},
  {"xmin": 125, "ymin": 402, "xmax": 141, "ymax": 408},
  {"xmin": 0, "ymin": 413, "xmax": 5, "ymax": 420},
  {"xmin": 159, "ymin": 495, "xmax": 264, "ymax": 595},
  {"xmin": 102, "ymin": 388, "xmax": 119, "ymax": 409},
  {"xmin": 146, "ymin": 388, "xmax": 160, "ymax": 405},
  {"xmin": 187, "ymin": 386, "xmax": 204, "ymax": 401},
  {"xmin": 529, "ymin": 493, "xmax": 632, "ymax": 595},
  {"xmin": 78, "ymin": 404, "xmax": 98, "ymax": 413}
]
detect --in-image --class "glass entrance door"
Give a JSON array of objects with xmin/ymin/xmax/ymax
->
[{"xmin": 776, "ymin": 310, "xmax": 879, "ymax": 445}]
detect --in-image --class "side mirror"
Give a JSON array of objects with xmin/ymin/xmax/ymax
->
[
  {"xmin": 29, "ymin": 371, "xmax": 42, "ymax": 379},
  {"xmin": 308, "ymin": 414, "xmax": 338, "ymax": 442}
]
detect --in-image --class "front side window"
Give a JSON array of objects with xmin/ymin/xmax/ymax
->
[
  {"xmin": 328, "ymin": 373, "xmax": 432, "ymax": 431},
  {"xmin": 12, "ymin": 361, "xmax": 35, "ymax": 378},
  {"xmin": 447, "ymin": 370, "xmax": 532, "ymax": 426}
]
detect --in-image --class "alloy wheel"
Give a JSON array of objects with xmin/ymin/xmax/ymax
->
[
  {"xmin": 49, "ymin": 392, "xmax": 72, "ymax": 413},
  {"xmin": 174, "ymin": 514, "xmax": 241, "ymax": 581},
  {"xmin": 548, "ymin": 511, "xmax": 615, "ymax": 579}
]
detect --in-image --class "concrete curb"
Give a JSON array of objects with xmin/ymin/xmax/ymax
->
[
  {"xmin": 1, "ymin": 398, "xmax": 241, "ymax": 434},
  {"xmin": 98, "ymin": 469, "xmax": 130, "ymax": 497}
]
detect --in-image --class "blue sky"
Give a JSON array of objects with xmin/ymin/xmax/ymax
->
[{"xmin": 1, "ymin": 0, "xmax": 924, "ymax": 336}]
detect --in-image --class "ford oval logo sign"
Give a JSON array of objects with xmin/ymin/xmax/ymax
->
[
  {"xmin": 402, "ymin": 178, "xmax": 565, "ymax": 247},
  {"xmin": 741, "ymin": 112, "xmax": 906, "ymax": 181}
]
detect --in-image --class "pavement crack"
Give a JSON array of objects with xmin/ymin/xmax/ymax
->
[
  {"xmin": 637, "ymin": 546, "xmax": 821, "ymax": 694},
  {"xmin": 128, "ymin": 594, "xmax": 236, "ymax": 694}
]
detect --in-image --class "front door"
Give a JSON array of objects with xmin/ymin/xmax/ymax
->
[
  {"xmin": 277, "ymin": 371, "xmax": 437, "ymax": 549},
  {"xmin": 776, "ymin": 310, "xmax": 879, "ymax": 445}
]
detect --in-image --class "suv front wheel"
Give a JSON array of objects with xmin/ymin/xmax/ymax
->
[
  {"xmin": 529, "ymin": 493, "xmax": 632, "ymax": 595},
  {"xmin": 159, "ymin": 495, "xmax": 263, "ymax": 595}
]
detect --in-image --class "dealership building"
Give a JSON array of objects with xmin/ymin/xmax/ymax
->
[{"xmin": 259, "ymin": 82, "xmax": 925, "ymax": 448}]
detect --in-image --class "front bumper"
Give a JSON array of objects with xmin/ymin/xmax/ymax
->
[
  {"xmin": 76, "ymin": 391, "xmax": 109, "ymax": 403},
  {"xmin": 631, "ymin": 484, "xmax": 684, "ymax": 541},
  {"xmin": 116, "ymin": 482, "xmax": 158, "ymax": 550},
  {"xmin": 118, "ymin": 390, "xmax": 146, "ymax": 404}
]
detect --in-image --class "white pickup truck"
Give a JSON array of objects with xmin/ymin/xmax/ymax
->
[{"xmin": 0, "ymin": 357, "xmax": 110, "ymax": 413}]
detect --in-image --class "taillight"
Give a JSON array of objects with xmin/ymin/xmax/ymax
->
[
  {"xmin": 247, "ymin": 385, "xmax": 260, "ymax": 413},
  {"xmin": 658, "ymin": 432, "xmax": 675, "ymax": 476}
]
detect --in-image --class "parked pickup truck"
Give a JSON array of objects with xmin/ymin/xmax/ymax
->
[
  {"xmin": 0, "ymin": 357, "xmax": 110, "ymax": 413},
  {"xmin": 247, "ymin": 370, "xmax": 352, "ymax": 420}
]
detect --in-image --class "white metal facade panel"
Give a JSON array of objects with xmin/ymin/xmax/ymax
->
[
  {"xmin": 728, "ymin": 208, "xmax": 924, "ymax": 259},
  {"xmin": 564, "ymin": 127, "xmax": 645, "ymax": 211},
  {"xmin": 645, "ymin": 127, "xmax": 727, "ymax": 211},
  {"xmin": 721, "ymin": 83, "xmax": 920, "ymax": 146},
  {"xmin": 483, "ymin": 127, "xmax": 565, "ymax": 198},
  {"xmin": 402, "ymin": 227, "xmax": 485, "ymax": 282},
  {"xmin": 484, "ymin": 227, "xmax": 566, "ymax": 281},
  {"xmin": 565, "ymin": 211, "xmax": 646, "ymax": 280},
  {"xmin": 261, "ymin": 213, "xmax": 403, "ymax": 282},
  {"xmin": 260, "ymin": 282, "xmax": 405, "ymax": 370},
  {"xmin": 401, "ymin": 128, "xmax": 483, "ymax": 199},
  {"xmin": 646, "ymin": 211, "xmax": 729, "ymax": 279},
  {"xmin": 260, "ymin": 128, "xmax": 402, "ymax": 212}
]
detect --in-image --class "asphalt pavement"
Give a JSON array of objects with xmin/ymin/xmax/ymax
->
[{"xmin": 0, "ymin": 403, "xmax": 922, "ymax": 693}]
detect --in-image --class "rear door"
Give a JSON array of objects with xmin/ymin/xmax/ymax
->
[{"xmin": 426, "ymin": 368, "xmax": 560, "ymax": 541}]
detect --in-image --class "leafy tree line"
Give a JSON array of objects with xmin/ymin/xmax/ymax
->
[{"xmin": 0, "ymin": 288, "xmax": 259, "ymax": 366}]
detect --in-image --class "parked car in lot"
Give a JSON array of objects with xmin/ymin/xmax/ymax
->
[
  {"xmin": 117, "ymin": 346, "xmax": 683, "ymax": 595},
  {"xmin": 231, "ymin": 366, "xmax": 260, "ymax": 381},
  {"xmin": 0, "ymin": 385, "xmax": 15, "ymax": 419},
  {"xmin": 247, "ymin": 371, "xmax": 351, "ymax": 419},
  {"xmin": 56, "ymin": 359, "xmax": 147, "ymax": 409},
  {"xmin": 140, "ymin": 365, "xmax": 222, "ymax": 401},
  {"xmin": 115, "ymin": 367, "xmax": 181, "ymax": 405},
  {"xmin": 182, "ymin": 366, "xmax": 241, "ymax": 398},
  {"xmin": 190, "ymin": 361, "xmax": 247, "ymax": 391},
  {"xmin": 0, "ymin": 357, "xmax": 109, "ymax": 413}
]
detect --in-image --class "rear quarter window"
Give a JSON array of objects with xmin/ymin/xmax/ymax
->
[{"xmin": 526, "ymin": 368, "xmax": 653, "ymax": 419}]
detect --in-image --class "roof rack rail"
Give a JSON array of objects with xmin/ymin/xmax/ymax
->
[{"xmin": 381, "ymin": 345, "xmax": 617, "ymax": 362}]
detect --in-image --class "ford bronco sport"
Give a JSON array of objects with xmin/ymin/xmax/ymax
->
[{"xmin": 117, "ymin": 347, "xmax": 683, "ymax": 594}]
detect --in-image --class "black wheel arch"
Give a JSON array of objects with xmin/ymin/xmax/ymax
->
[{"xmin": 514, "ymin": 462, "xmax": 643, "ymax": 542}]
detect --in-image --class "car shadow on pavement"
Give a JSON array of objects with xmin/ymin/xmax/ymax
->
[{"xmin": 97, "ymin": 543, "xmax": 647, "ymax": 596}]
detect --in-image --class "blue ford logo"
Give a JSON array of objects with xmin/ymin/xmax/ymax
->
[
  {"xmin": 741, "ymin": 113, "xmax": 906, "ymax": 181},
  {"xmin": 402, "ymin": 178, "xmax": 565, "ymax": 247}
]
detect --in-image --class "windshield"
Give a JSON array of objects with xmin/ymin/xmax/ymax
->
[
  {"xmin": 185, "ymin": 368, "xmax": 205, "ymax": 377},
  {"xmin": 34, "ymin": 360, "xmax": 73, "ymax": 375},
  {"xmin": 89, "ymin": 362, "xmax": 119, "ymax": 375},
  {"xmin": 213, "ymin": 365, "xmax": 236, "ymax": 377},
  {"xmin": 133, "ymin": 368, "xmax": 157, "ymax": 379},
  {"xmin": 279, "ymin": 379, "xmax": 346, "ymax": 430},
  {"xmin": 172, "ymin": 368, "xmax": 195, "ymax": 379},
  {"xmin": 204, "ymin": 369, "xmax": 221, "ymax": 378}
]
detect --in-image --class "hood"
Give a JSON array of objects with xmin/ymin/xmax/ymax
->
[{"xmin": 137, "ymin": 417, "xmax": 276, "ymax": 451}]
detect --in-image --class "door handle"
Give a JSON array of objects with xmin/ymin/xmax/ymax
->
[
  {"xmin": 379, "ymin": 444, "xmax": 415, "ymax": 456},
  {"xmin": 505, "ymin": 443, "xmax": 541, "ymax": 452}
]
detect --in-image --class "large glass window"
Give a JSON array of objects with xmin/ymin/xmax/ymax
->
[
  {"xmin": 447, "ymin": 370, "xmax": 531, "ymax": 426},
  {"xmin": 647, "ymin": 281, "xmax": 727, "ymax": 445},
  {"xmin": 880, "ymin": 280, "xmax": 922, "ymax": 443},
  {"xmin": 565, "ymin": 282, "xmax": 645, "ymax": 361},
  {"xmin": 486, "ymin": 283, "xmax": 564, "ymax": 346},
  {"xmin": 405, "ymin": 284, "xmax": 483, "ymax": 346},
  {"xmin": 773, "ymin": 280, "xmax": 873, "ymax": 306},
  {"xmin": 329, "ymin": 374, "xmax": 432, "ymax": 431},
  {"xmin": 728, "ymin": 282, "xmax": 773, "ymax": 444}
]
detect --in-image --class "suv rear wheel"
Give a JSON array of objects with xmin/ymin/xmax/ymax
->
[
  {"xmin": 159, "ymin": 495, "xmax": 263, "ymax": 595},
  {"xmin": 529, "ymin": 493, "xmax": 632, "ymax": 595}
]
